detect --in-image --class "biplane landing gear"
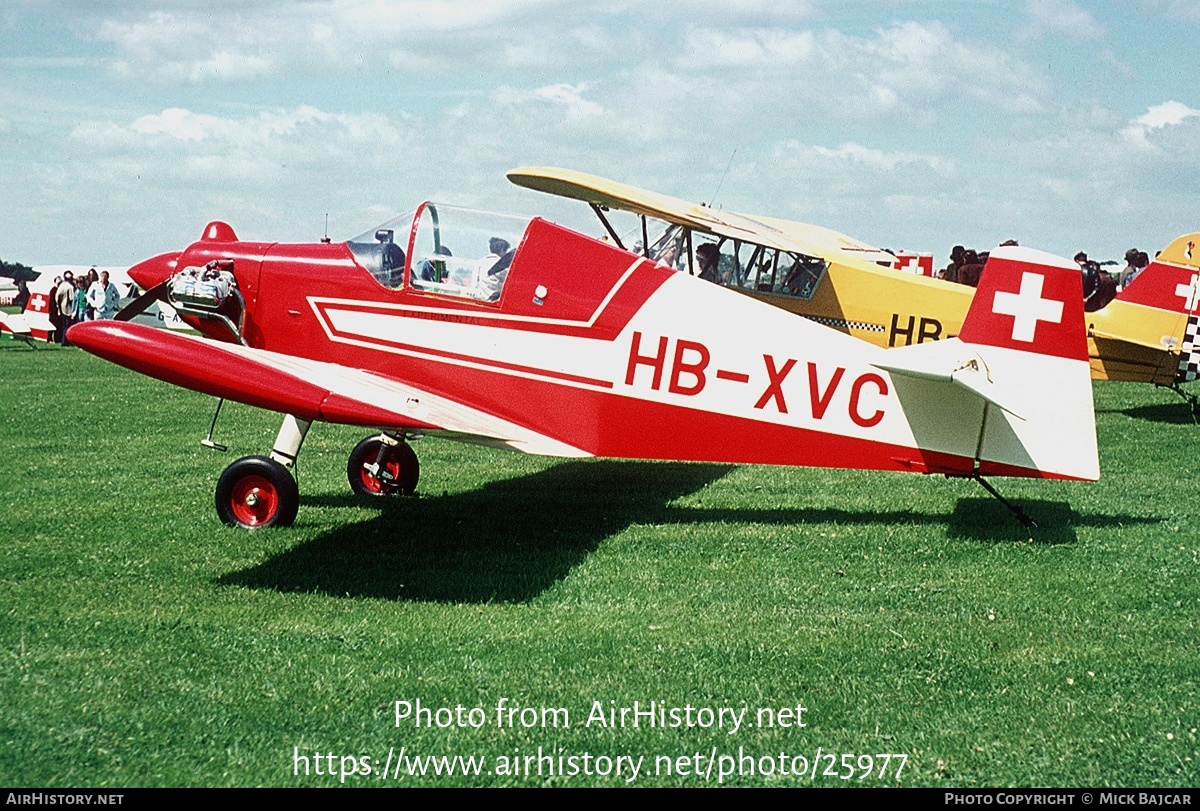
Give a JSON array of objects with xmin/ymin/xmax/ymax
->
[
  {"xmin": 1166, "ymin": 383, "xmax": 1200, "ymax": 420},
  {"xmin": 348, "ymin": 434, "xmax": 419, "ymax": 497},
  {"xmin": 215, "ymin": 455, "xmax": 299, "ymax": 529}
]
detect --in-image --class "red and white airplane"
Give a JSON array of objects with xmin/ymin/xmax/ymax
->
[{"xmin": 69, "ymin": 202, "xmax": 1098, "ymax": 529}]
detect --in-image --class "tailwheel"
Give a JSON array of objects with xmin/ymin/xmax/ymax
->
[
  {"xmin": 348, "ymin": 435, "xmax": 419, "ymax": 497},
  {"xmin": 215, "ymin": 455, "xmax": 299, "ymax": 529}
]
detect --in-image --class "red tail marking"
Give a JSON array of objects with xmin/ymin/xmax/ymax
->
[
  {"xmin": 1177, "ymin": 274, "xmax": 1200, "ymax": 312},
  {"xmin": 958, "ymin": 248, "xmax": 1086, "ymax": 361},
  {"xmin": 1119, "ymin": 263, "xmax": 1200, "ymax": 313}
]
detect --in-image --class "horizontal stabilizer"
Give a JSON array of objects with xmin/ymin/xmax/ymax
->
[{"xmin": 873, "ymin": 339, "xmax": 1025, "ymax": 419}]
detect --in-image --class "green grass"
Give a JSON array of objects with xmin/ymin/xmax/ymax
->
[{"xmin": 1, "ymin": 342, "xmax": 1198, "ymax": 787}]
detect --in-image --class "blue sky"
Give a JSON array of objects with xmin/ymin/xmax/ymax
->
[{"xmin": 3, "ymin": 0, "xmax": 1199, "ymax": 267}]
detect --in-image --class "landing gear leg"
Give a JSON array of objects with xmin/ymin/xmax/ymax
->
[
  {"xmin": 1166, "ymin": 383, "xmax": 1199, "ymax": 421},
  {"xmin": 270, "ymin": 414, "xmax": 311, "ymax": 468},
  {"xmin": 201, "ymin": 398, "xmax": 228, "ymax": 452},
  {"xmin": 972, "ymin": 473, "xmax": 1038, "ymax": 529}
]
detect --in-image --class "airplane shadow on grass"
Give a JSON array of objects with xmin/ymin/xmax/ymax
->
[
  {"xmin": 218, "ymin": 461, "xmax": 1157, "ymax": 603},
  {"xmin": 940, "ymin": 498, "xmax": 1152, "ymax": 545},
  {"xmin": 1102, "ymin": 401, "xmax": 1199, "ymax": 425},
  {"xmin": 220, "ymin": 460, "xmax": 734, "ymax": 604}
]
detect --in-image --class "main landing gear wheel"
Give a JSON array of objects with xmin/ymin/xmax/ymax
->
[
  {"xmin": 215, "ymin": 455, "xmax": 299, "ymax": 529},
  {"xmin": 348, "ymin": 436, "xmax": 419, "ymax": 497}
]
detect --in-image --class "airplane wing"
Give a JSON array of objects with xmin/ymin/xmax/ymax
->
[
  {"xmin": 727, "ymin": 213, "xmax": 898, "ymax": 267},
  {"xmin": 67, "ymin": 320, "xmax": 590, "ymax": 457},
  {"xmin": 507, "ymin": 166, "xmax": 897, "ymax": 266}
]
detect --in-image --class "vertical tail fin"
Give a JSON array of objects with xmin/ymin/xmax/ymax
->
[
  {"xmin": 1117, "ymin": 233, "xmax": 1200, "ymax": 314},
  {"xmin": 959, "ymin": 246, "xmax": 1098, "ymax": 481},
  {"xmin": 1114, "ymin": 234, "xmax": 1200, "ymax": 383},
  {"xmin": 959, "ymin": 246, "xmax": 1087, "ymax": 359}
]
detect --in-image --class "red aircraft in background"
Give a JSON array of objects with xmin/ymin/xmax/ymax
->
[{"xmin": 70, "ymin": 202, "xmax": 1098, "ymax": 529}]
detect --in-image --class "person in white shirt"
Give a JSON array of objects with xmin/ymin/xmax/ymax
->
[{"xmin": 87, "ymin": 270, "xmax": 121, "ymax": 319}]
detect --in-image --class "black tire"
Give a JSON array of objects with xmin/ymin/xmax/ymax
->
[
  {"xmin": 347, "ymin": 436, "xmax": 419, "ymax": 497},
  {"xmin": 215, "ymin": 455, "xmax": 299, "ymax": 529}
]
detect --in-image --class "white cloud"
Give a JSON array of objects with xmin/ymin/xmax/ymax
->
[
  {"xmin": 68, "ymin": 104, "xmax": 408, "ymax": 190},
  {"xmin": 96, "ymin": 10, "xmax": 273, "ymax": 82},
  {"xmin": 533, "ymin": 83, "xmax": 604, "ymax": 117},
  {"xmin": 86, "ymin": 1, "xmax": 619, "ymax": 82},
  {"xmin": 1122, "ymin": 100, "xmax": 1200, "ymax": 147},
  {"xmin": 671, "ymin": 21, "xmax": 1046, "ymax": 123},
  {"xmin": 126, "ymin": 105, "xmax": 402, "ymax": 147},
  {"xmin": 680, "ymin": 27, "xmax": 816, "ymax": 67},
  {"xmin": 1022, "ymin": 0, "xmax": 1104, "ymax": 39},
  {"xmin": 67, "ymin": 119, "xmax": 141, "ymax": 149},
  {"xmin": 186, "ymin": 52, "xmax": 274, "ymax": 82},
  {"xmin": 131, "ymin": 108, "xmax": 215, "ymax": 141},
  {"xmin": 68, "ymin": 6, "xmax": 1049, "ymax": 140},
  {"xmin": 811, "ymin": 142, "xmax": 955, "ymax": 175}
]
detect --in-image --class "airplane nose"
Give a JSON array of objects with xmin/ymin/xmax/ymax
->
[{"xmin": 127, "ymin": 251, "xmax": 181, "ymax": 290}]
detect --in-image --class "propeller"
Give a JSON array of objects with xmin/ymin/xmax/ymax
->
[
  {"xmin": 114, "ymin": 250, "xmax": 182, "ymax": 323},
  {"xmin": 114, "ymin": 279, "xmax": 171, "ymax": 322}
]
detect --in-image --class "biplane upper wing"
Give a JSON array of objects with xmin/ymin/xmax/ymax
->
[
  {"xmin": 68, "ymin": 320, "xmax": 590, "ymax": 457},
  {"xmin": 730, "ymin": 213, "xmax": 898, "ymax": 267},
  {"xmin": 506, "ymin": 166, "xmax": 896, "ymax": 266}
]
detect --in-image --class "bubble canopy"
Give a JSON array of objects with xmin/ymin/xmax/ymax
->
[{"xmin": 348, "ymin": 204, "xmax": 533, "ymax": 301}]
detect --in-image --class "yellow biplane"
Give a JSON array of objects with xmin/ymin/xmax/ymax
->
[{"xmin": 508, "ymin": 167, "xmax": 1200, "ymax": 396}]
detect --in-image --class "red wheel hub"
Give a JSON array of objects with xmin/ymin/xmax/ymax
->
[{"xmin": 229, "ymin": 474, "xmax": 280, "ymax": 526}]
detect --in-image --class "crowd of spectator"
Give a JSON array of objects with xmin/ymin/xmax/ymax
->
[
  {"xmin": 937, "ymin": 241, "xmax": 1020, "ymax": 286},
  {"xmin": 936, "ymin": 241, "xmax": 1152, "ymax": 312},
  {"xmin": 46, "ymin": 267, "xmax": 119, "ymax": 346}
]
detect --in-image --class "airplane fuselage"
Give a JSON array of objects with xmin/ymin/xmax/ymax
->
[{"xmin": 115, "ymin": 215, "xmax": 1094, "ymax": 481}]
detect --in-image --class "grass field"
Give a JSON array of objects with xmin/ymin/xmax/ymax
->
[{"xmin": 1, "ymin": 337, "xmax": 1198, "ymax": 787}]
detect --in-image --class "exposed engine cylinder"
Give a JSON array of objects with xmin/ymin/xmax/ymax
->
[{"xmin": 169, "ymin": 260, "xmax": 237, "ymax": 311}]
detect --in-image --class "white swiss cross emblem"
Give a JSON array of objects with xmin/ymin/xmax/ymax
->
[
  {"xmin": 29, "ymin": 296, "xmax": 47, "ymax": 313},
  {"xmin": 991, "ymin": 272, "xmax": 1063, "ymax": 343},
  {"xmin": 1176, "ymin": 273, "xmax": 1199, "ymax": 312}
]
